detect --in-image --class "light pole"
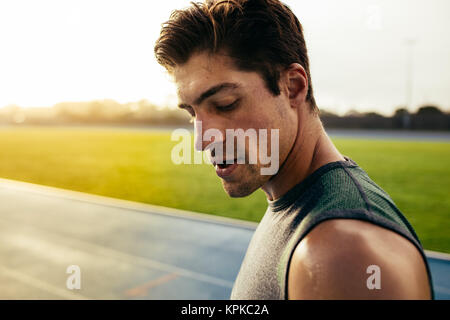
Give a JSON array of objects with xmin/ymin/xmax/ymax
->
[
  {"xmin": 403, "ymin": 38, "xmax": 416, "ymax": 129},
  {"xmin": 405, "ymin": 38, "xmax": 416, "ymax": 112}
]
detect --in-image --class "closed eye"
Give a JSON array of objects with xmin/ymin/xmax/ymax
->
[{"xmin": 216, "ymin": 99, "xmax": 240, "ymax": 112}]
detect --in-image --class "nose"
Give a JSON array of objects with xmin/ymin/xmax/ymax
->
[
  {"xmin": 194, "ymin": 118, "xmax": 224, "ymax": 154},
  {"xmin": 194, "ymin": 119, "xmax": 204, "ymax": 152}
]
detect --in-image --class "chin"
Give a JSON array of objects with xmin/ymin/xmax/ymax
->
[{"xmin": 222, "ymin": 180, "xmax": 260, "ymax": 198}]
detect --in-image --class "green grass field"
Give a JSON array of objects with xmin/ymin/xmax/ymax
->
[{"xmin": 0, "ymin": 126, "xmax": 449, "ymax": 253}]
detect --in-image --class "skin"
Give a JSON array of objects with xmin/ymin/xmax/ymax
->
[
  {"xmin": 288, "ymin": 219, "xmax": 432, "ymax": 299},
  {"xmin": 173, "ymin": 51, "xmax": 432, "ymax": 299}
]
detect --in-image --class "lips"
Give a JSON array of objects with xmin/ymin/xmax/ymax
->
[{"xmin": 213, "ymin": 159, "xmax": 238, "ymax": 178}]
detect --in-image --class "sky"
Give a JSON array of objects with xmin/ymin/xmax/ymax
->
[{"xmin": 0, "ymin": 0, "xmax": 449, "ymax": 116}]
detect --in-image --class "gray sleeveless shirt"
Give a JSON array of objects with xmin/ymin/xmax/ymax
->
[{"xmin": 230, "ymin": 156, "xmax": 434, "ymax": 299}]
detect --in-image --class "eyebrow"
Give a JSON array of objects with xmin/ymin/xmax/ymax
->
[{"xmin": 178, "ymin": 82, "xmax": 240, "ymax": 109}]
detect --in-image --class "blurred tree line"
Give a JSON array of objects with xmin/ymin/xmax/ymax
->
[
  {"xmin": 0, "ymin": 100, "xmax": 448, "ymax": 130},
  {"xmin": 0, "ymin": 99, "xmax": 190, "ymax": 127},
  {"xmin": 320, "ymin": 105, "xmax": 449, "ymax": 130}
]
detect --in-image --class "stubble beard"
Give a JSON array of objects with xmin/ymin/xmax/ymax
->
[{"xmin": 221, "ymin": 163, "xmax": 272, "ymax": 198}]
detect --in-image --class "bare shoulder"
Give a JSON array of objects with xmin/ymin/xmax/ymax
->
[{"xmin": 287, "ymin": 219, "xmax": 431, "ymax": 299}]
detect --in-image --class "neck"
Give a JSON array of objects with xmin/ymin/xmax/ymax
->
[{"xmin": 261, "ymin": 111, "xmax": 345, "ymax": 201}]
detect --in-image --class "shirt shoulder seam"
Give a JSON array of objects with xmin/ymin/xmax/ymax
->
[{"xmin": 340, "ymin": 163, "xmax": 372, "ymax": 215}]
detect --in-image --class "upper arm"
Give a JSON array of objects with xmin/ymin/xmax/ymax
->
[{"xmin": 287, "ymin": 219, "xmax": 431, "ymax": 300}]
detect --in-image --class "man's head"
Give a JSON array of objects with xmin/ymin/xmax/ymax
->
[{"xmin": 155, "ymin": 0, "xmax": 320, "ymax": 197}]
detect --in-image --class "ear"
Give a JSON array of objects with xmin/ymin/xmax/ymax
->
[{"xmin": 284, "ymin": 63, "xmax": 308, "ymax": 104}]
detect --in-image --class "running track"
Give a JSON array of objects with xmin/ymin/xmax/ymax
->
[{"xmin": 0, "ymin": 178, "xmax": 448, "ymax": 300}]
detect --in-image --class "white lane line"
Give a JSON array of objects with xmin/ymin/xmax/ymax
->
[
  {"xmin": 425, "ymin": 250, "xmax": 450, "ymax": 261},
  {"xmin": 0, "ymin": 177, "xmax": 258, "ymax": 230},
  {"xmin": 0, "ymin": 265, "xmax": 90, "ymax": 300},
  {"xmin": 0, "ymin": 216, "xmax": 234, "ymax": 289}
]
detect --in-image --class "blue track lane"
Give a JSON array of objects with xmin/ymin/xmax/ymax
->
[{"xmin": 0, "ymin": 178, "xmax": 448, "ymax": 300}]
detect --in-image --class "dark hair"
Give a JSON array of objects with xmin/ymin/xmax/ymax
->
[{"xmin": 154, "ymin": 0, "xmax": 318, "ymax": 113}]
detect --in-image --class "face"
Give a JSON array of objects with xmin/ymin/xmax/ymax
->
[{"xmin": 174, "ymin": 51, "xmax": 297, "ymax": 197}]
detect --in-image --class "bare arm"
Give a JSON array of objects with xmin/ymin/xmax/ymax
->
[{"xmin": 287, "ymin": 219, "xmax": 431, "ymax": 300}]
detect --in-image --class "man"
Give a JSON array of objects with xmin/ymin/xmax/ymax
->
[{"xmin": 154, "ymin": 0, "xmax": 433, "ymax": 299}]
